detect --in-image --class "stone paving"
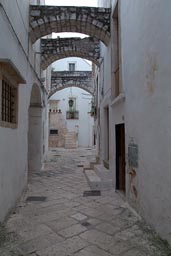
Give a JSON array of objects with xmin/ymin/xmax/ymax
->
[{"xmin": 0, "ymin": 148, "xmax": 171, "ymax": 256}]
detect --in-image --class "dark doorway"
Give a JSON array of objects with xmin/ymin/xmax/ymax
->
[
  {"xmin": 115, "ymin": 123, "xmax": 126, "ymax": 193},
  {"xmin": 104, "ymin": 106, "xmax": 110, "ymax": 169}
]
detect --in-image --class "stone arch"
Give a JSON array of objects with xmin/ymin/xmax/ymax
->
[
  {"xmin": 29, "ymin": 5, "xmax": 111, "ymax": 45},
  {"xmin": 41, "ymin": 37, "xmax": 101, "ymax": 70},
  {"xmin": 49, "ymin": 71, "xmax": 94, "ymax": 98},
  {"xmin": 49, "ymin": 85, "xmax": 94, "ymax": 98},
  {"xmin": 28, "ymin": 83, "xmax": 43, "ymax": 174}
]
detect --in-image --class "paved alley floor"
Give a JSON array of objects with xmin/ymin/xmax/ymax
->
[{"xmin": 0, "ymin": 148, "xmax": 171, "ymax": 256}]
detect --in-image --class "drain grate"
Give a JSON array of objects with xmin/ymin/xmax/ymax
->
[
  {"xmin": 83, "ymin": 190, "xmax": 101, "ymax": 197},
  {"xmin": 80, "ymin": 156, "xmax": 86, "ymax": 157},
  {"xmin": 77, "ymin": 164, "xmax": 84, "ymax": 167},
  {"xmin": 26, "ymin": 196, "xmax": 47, "ymax": 202},
  {"xmin": 81, "ymin": 221, "xmax": 91, "ymax": 227}
]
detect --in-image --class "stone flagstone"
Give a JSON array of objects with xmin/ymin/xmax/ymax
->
[{"xmin": 0, "ymin": 148, "xmax": 171, "ymax": 256}]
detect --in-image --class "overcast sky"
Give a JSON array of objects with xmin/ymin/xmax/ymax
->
[{"xmin": 45, "ymin": 0, "xmax": 97, "ymax": 7}]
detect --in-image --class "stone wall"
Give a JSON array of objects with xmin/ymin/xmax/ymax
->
[
  {"xmin": 29, "ymin": 5, "xmax": 111, "ymax": 45},
  {"xmin": 41, "ymin": 37, "xmax": 100, "ymax": 70},
  {"xmin": 49, "ymin": 112, "xmax": 67, "ymax": 148}
]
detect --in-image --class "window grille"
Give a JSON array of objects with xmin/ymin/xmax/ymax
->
[
  {"xmin": 50, "ymin": 129, "xmax": 58, "ymax": 135},
  {"xmin": 1, "ymin": 79, "xmax": 17, "ymax": 124}
]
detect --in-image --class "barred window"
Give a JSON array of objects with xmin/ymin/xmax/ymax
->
[
  {"xmin": 50, "ymin": 129, "xmax": 58, "ymax": 135},
  {"xmin": 1, "ymin": 78, "xmax": 17, "ymax": 124}
]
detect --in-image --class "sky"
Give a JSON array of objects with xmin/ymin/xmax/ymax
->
[{"xmin": 45, "ymin": 0, "xmax": 97, "ymax": 7}]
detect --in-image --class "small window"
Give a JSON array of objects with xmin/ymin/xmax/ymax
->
[
  {"xmin": 1, "ymin": 78, "xmax": 17, "ymax": 125},
  {"xmin": 50, "ymin": 129, "xmax": 58, "ymax": 135},
  {"xmin": 68, "ymin": 63, "xmax": 75, "ymax": 71}
]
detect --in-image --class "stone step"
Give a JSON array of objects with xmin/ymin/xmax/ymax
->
[
  {"xmin": 84, "ymin": 170, "xmax": 101, "ymax": 190},
  {"xmin": 65, "ymin": 132, "xmax": 76, "ymax": 135},
  {"xmin": 65, "ymin": 142, "xmax": 76, "ymax": 144},
  {"xmin": 65, "ymin": 144, "xmax": 77, "ymax": 146},
  {"xmin": 83, "ymin": 160, "xmax": 98, "ymax": 170},
  {"xmin": 94, "ymin": 164, "xmax": 113, "ymax": 180},
  {"xmin": 65, "ymin": 131, "xmax": 77, "ymax": 149},
  {"xmin": 84, "ymin": 169, "xmax": 113, "ymax": 191},
  {"xmin": 65, "ymin": 145, "xmax": 77, "ymax": 149}
]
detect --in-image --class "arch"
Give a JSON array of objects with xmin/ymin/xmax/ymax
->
[
  {"xmin": 29, "ymin": 83, "xmax": 42, "ymax": 107},
  {"xmin": 49, "ymin": 85, "xmax": 94, "ymax": 98},
  {"xmin": 29, "ymin": 5, "xmax": 111, "ymax": 45},
  {"xmin": 41, "ymin": 37, "xmax": 101, "ymax": 70},
  {"xmin": 49, "ymin": 71, "xmax": 94, "ymax": 98},
  {"xmin": 28, "ymin": 83, "xmax": 43, "ymax": 174}
]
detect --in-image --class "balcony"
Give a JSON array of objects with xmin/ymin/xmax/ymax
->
[{"xmin": 66, "ymin": 111, "xmax": 79, "ymax": 120}]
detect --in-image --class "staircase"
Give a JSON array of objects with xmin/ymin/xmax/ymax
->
[
  {"xmin": 64, "ymin": 132, "xmax": 77, "ymax": 149},
  {"xmin": 84, "ymin": 162, "xmax": 114, "ymax": 191}
]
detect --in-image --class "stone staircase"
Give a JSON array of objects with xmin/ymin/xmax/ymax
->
[
  {"xmin": 64, "ymin": 132, "xmax": 77, "ymax": 149},
  {"xmin": 83, "ymin": 161, "xmax": 114, "ymax": 191}
]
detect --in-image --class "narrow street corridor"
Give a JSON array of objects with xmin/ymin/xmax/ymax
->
[{"xmin": 0, "ymin": 148, "xmax": 170, "ymax": 256}]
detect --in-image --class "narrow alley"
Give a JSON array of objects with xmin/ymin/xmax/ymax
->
[{"xmin": 0, "ymin": 148, "xmax": 170, "ymax": 256}]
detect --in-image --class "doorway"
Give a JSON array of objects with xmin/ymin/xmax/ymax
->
[
  {"xmin": 115, "ymin": 123, "xmax": 126, "ymax": 192},
  {"xmin": 104, "ymin": 106, "xmax": 109, "ymax": 169}
]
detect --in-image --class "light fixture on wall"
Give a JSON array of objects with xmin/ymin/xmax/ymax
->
[{"xmin": 68, "ymin": 99, "xmax": 74, "ymax": 108}]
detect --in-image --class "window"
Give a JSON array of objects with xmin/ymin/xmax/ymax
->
[
  {"xmin": 68, "ymin": 63, "xmax": 75, "ymax": 71},
  {"xmin": 50, "ymin": 129, "xmax": 58, "ymax": 135},
  {"xmin": 0, "ymin": 78, "xmax": 17, "ymax": 125},
  {"xmin": 0, "ymin": 59, "xmax": 26, "ymax": 128}
]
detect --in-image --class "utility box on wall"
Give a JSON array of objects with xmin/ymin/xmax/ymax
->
[{"xmin": 128, "ymin": 143, "xmax": 138, "ymax": 168}]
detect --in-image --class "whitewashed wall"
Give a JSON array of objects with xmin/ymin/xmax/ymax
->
[
  {"xmin": 0, "ymin": 0, "xmax": 47, "ymax": 221},
  {"xmin": 98, "ymin": 0, "xmax": 171, "ymax": 245}
]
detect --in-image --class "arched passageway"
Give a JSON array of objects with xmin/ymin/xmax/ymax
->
[
  {"xmin": 28, "ymin": 84, "xmax": 43, "ymax": 173},
  {"xmin": 29, "ymin": 5, "xmax": 111, "ymax": 45},
  {"xmin": 41, "ymin": 37, "xmax": 101, "ymax": 70},
  {"xmin": 49, "ymin": 86, "xmax": 94, "ymax": 148}
]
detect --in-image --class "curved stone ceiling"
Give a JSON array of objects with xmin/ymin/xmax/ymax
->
[
  {"xmin": 30, "ymin": 5, "xmax": 111, "ymax": 45},
  {"xmin": 49, "ymin": 71, "xmax": 94, "ymax": 98},
  {"xmin": 41, "ymin": 37, "xmax": 101, "ymax": 70}
]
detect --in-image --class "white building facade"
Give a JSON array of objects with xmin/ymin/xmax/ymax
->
[
  {"xmin": 96, "ymin": 0, "xmax": 171, "ymax": 245},
  {"xmin": 0, "ymin": 0, "xmax": 49, "ymax": 222}
]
